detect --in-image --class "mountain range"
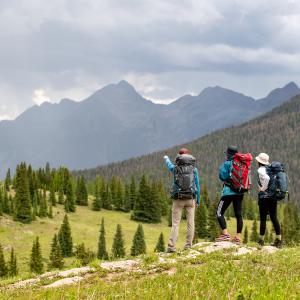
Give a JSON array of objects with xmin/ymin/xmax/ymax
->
[
  {"xmin": 76, "ymin": 94, "xmax": 300, "ymax": 204},
  {"xmin": 0, "ymin": 80, "xmax": 299, "ymax": 175}
]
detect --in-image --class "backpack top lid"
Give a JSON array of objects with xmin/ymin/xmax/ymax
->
[
  {"xmin": 175, "ymin": 154, "xmax": 196, "ymax": 166},
  {"xmin": 269, "ymin": 161, "xmax": 284, "ymax": 173}
]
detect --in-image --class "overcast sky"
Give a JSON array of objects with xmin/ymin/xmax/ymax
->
[{"xmin": 0, "ymin": 0, "xmax": 300, "ymax": 120}]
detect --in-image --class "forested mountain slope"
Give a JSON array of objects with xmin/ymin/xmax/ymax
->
[
  {"xmin": 0, "ymin": 81, "xmax": 298, "ymax": 176},
  {"xmin": 77, "ymin": 95, "xmax": 300, "ymax": 204}
]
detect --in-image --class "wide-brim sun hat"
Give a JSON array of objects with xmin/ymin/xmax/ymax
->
[{"xmin": 255, "ymin": 153, "xmax": 270, "ymax": 165}]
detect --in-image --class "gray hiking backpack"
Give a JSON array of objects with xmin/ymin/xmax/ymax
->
[{"xmin": 172, "ymin": 154, "xmax": 196, "ymax": 199}]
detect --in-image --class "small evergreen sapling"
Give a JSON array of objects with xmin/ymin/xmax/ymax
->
[
  {"xmin": 155, "ymin": 232, "xmax": 166, "ymax": 252},
  {"xmin": 112, "ymin": 224, "xmax": 126, "ymax": 258},
  {"xmin": 131, "ymin": 224, "xmax": 146, "ymax": 256}
]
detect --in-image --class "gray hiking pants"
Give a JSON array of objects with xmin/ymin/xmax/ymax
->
[{"xmin": 168, "ymin": 199, "xmax": 195, "ymax": 250}]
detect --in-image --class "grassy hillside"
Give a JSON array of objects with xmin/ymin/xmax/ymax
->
[
  {"xmin": 0, "ymin": 198, "xmax": 259, "ymax": 277},
  {"xmin": 2, "ymin": 245, "xmax": 300, "ymax": 299},
  {"xmin": 76, "ymin": 95, "xmax": 300, "ymax": 204}
]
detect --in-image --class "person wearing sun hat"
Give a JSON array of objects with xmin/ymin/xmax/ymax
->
[{"xmin": 256, "ymin": 152, "xmax": 282, "ymax": 248}]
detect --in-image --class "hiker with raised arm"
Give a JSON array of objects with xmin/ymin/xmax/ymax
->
[
  {"xmin": 216, "ymin": 146, "xmax": 252, "ymax": 244},
  {"xmin": 163, "ymin": 148, "xmax": 200, "ymax": 253},
  {"xmin": 256, "ymin": 153, "xmax": 287, "ymax": 248}
]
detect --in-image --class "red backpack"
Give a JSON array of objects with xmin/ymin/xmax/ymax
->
[{"xmin": 227, "ymin": 153, "xmax": 253, "ymax": 193}]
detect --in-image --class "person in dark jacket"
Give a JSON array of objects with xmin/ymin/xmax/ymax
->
[{"xmin": 216, "ymin": 146, "xmax": 244, "ymax": 244}]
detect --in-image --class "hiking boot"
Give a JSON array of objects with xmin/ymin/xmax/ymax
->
[
  {"xmin": 257, "ymin": 239, "xmax": 265, "ymax": 246},
  {"xmin": 232, "ymin": 236, "xmax": 241, "ymax": 245},
  {"xmin": 166, "ymin": 247, "xmax": 176, "ymax": 253},
  {"xmin": 216, "ymin": 234, "xmax": 231, "ymax": 242},
  {"xmin": 272, "ymin": 238, "xmax": 282, "ymax": 249},
  {"xmin": 184, "ymin": 245, "xmax": 192, "ymax": 250}
]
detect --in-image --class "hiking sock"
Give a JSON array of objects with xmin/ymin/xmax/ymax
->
[{"xmin": 276, "ymin": 235, "xmax": 282, "ymax": 240}]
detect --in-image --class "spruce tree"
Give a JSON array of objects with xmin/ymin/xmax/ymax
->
[
  {"xmin": 97, "ymin": 218, "xmax": 109, "ymax": 260},
  {"xmin": 30, "ymin": 237, "xmax": 43, "ymax": 274},
  {"xmin": 250, "ymin": 219, "xmax": 259, "ymax": 242},
  {"xmin": 123, "ymin": 184, "xmax": 131, "ymax": 212},
  {"xmin": 201, "ymin": 185, "xmax": 210, "ymax": 208},
  {"xmin": 112, "ymin": 224, "xmax": 126, "ymax": 258},
  {"xmin": 243, "ymin": 226, "xmax": 249, "ymax": 244},
  {"xmin": 102, "ymin": 184, "xmax": 112, "ymax": 210},
  {"xmin": 49, "ymin": 234, "xmax": 64, "ymax": 270},
  {"xmin": 76, "ymin": 176, "xmax": 88, "ymax": 206},
  {"xmin": 58, "ymin": 186, "xmax": 64, "ymax": 205},
  {"xmin": 65, "ymin": 180, "xmax": 76, "ymax": 213},
  {"xmin": 0, "ymin": 243, "xmax": 7, "ymax": 277},
  {"xmin": 154, "ymin": 232, "xmax": 166, "ymax": 252},
  {"xmin": 116, "ymin": 180, "xmax": 125, "ymax": 211},
  {"xmin": 129, "ymin": 176, "xmax": 137, "ymax": 210},
  {"xmin": 131, "ymin": 175, "xmax": 151, "ymax": 222},
  {"xmin": 5, "ymin": 168, "xmax": 11, "ymax": 191},
  {"xmin": 147, "ymin": 182, "xmax": 162, "ymax": 223},
  {"xmin": 282, "ymin": 202, "xmax": 300, "ymax": 244},
  {"xmin": 208, "ymin": 196, "xmax": 219, "ymax": 241},
  {"xmin": 58, "ymin": 214, "xmax": 73, "ymax": 257},
  {"xmin": 2, "ymin": 189, "xmax": 10, "ymax": 214},
  {"xmin": 131, "ymin": 224, "xmax": 146, "ymax": 256},
  {"xmin": 15, "ymin": 162, "xmax": 32, "ymax": 223},
  {"xmin": 92, "ymin": 179, "xmax": 102, "ymax": 211},
  {"xmin": 50, "ymin": 184, "xmax": 56, "ymax": 206},
  {"xmin": 39, "ymin": 190, "xmax": 48, "ymax": 218},
  {"xmin": 48, "ymin": 201, "xmax": 53, "ymax": 218},
  {"xmin": 32, "ymin": 192, "xmax": 38, "ymax": 221},
  {"xmin": 265, "ymin": 227, "xmax": 270, "ymax": 243},
  {"xmin": 110, "ymin": 176, "xmax": 118, "ymax": 207},
  {"xmin": 8, "ymin": 248, "xmax": 18, "ymax": 276},
  {"xmin": 195, "ymin": 202, "xmax": 208, "ymax": 239}
]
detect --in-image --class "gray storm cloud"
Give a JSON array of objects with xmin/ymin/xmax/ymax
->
[{"xmin": 0, "ymin": 0, "xmax": 299, "ymax": 119}]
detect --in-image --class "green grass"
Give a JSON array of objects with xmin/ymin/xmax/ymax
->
[
  {"xmin": 0, "ymin": 200, "xmax": 262, "ymax": 277},
  {"xmin": 2, "ymin": 247, "xmax": 300, "ymax": 299}
]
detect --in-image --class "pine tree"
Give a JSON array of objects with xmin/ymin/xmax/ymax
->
[
  {"xmin": 49, "ymin": 234, "xmax": 64, "ymax": 269},
  {"xmin": 8, "ymin": 248, "xmax": 18, "ymax": 276},
  {"xmin": 92, "ymin": 179, "xmax": 102, "ymax": 211},
  {"xmin": 65, "ymin": 179, "xmax": 75, "ymax": 213},
  {"xmin": 112, "ymin": 224, "xmax": 126, "ymax": 258},
  {"xmin": 0, "ymin": 243, "xmax": 7, "ymax": 277},
  {"xmin": 131, "ymin": 224, "xmax": 146, "ymax": 256},
  {"xmin": 29, "ymin": 237, "xmax": 43, "ymax": 274},
  {"xmin": 208, "ymin": 196, "xmax": 219, "ymax": 241},
  {"xmin": 195, "ymin": 202, "xmax": 208, "ymax": 239},
  {"xmin": 146, "ymin": 182, "xmax": 162, "ymax": 223},
  {"xmin": 58, "ymin": 214, "xmax": 73, "ymax": 257},
  {"xmin": 2, "ymin": 189, "xmax": 10, "ymax": 214},
  {"xmin": 110, "ymin": 176, "xmax": 118, "ymax": 208},
  {"xmin": 250, "ymin": 219, "xmax": 259, "ymax": 242},
  {"xmin": 97, "ymin": 218, "xmax": 109, "ymax": 260},
  {"xmin": 32, "ymin": 192, "xmax": 38, "ymax": 221},
  {"xmin": 5, "ymin": 168, "xmax": 11, "ymax": 191},
  {"xmin": 15, "ymin": 162, "xmax": 32, "ymax": 223},
  {"xmin": 154, "ymin": 232, "xmax": 166, "ymax": 252},
  {"xmin": 243, "ymin": 226, "xmax": 249, "ymax": 244}
]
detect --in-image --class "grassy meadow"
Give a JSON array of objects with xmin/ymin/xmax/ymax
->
[{"xmin": 0, "ymin": 198, "xmax": 260, "ymax": 278}]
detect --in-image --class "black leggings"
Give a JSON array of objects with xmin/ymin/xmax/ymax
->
[
  {"xmin": 216, "ymin": 194, "xmax": 244, "ymax": 234},
  {"xmin": 259, "ymin": 198, "xmax": 281, "ymax": 236}
]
